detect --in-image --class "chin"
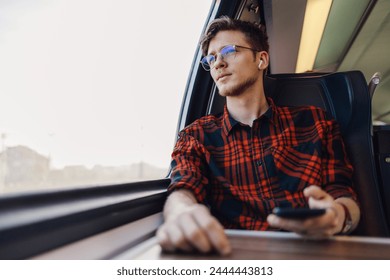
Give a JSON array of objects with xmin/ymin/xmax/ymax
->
[
  {"xmin": 217, "ymin": 86, "xmax": 241, "ymax": 97},
  {"xmin": 218, "ymin": 76, "xmax": 258, "ymax": 97}
]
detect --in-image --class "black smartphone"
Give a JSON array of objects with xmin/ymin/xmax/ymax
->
[{"xmin": 272, "ymin": 207, "xmax": 326, "ymax": 219}]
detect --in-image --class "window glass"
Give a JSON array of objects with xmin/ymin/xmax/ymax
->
[
  {"xmin": 0, "ymin": 0, "xmax": 211, "ymax": 194},
  {"xmin": 337, "ymin": 0, "xmax": 390, "ymax": 125}
]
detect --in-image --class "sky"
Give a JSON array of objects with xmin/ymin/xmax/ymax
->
[{"xmin": 0, "ymin": 0, "xmax": 211, "ymax": 169}]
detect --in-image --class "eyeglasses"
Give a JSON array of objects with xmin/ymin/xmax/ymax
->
[{"xmin": 200, "ymin": 44, "xmax": 260, "ymax": 71}]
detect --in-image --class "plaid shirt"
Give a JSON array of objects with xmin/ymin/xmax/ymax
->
[{"xmin": 169, "ymin": 98, "xmax": 357, "ymax": 230}]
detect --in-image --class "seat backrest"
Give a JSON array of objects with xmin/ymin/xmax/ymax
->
[{"xmin": 264, "ymin": 71, "xmax": 389, "ymax": 237}]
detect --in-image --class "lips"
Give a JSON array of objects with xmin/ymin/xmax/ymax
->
[{"xmin": 216, "ymin": 73, "xmax": 231, "ymax": 81}]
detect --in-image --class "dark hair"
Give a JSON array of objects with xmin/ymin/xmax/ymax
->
[{"xmin": 200, "ymin": 16, "xmax": 269, "ymax": 56}]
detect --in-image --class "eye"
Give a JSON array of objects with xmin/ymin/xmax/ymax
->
[
  {"xmin": 201, "ymin": 55, "xmax": 215, "ymax": 70},
  {"xmin": 220, "ymin": 45, "xmax": 236, "ymax": 58},
  {"xmin": 206, "ymin": 55, "xmax": 216, "ymax": 65}
]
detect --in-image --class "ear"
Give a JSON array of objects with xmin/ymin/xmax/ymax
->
[{"xmin": 258, "ymin": 51, "xmax": 269, "ymax": 70}]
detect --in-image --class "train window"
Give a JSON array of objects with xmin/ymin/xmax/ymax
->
[{"xmin": 0, "ymin": 0, "xmax": 211, "ymax": 194}]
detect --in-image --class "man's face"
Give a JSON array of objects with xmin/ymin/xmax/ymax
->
[{"xmin": 207, "ymin": 30, "xmax": 261, "ymax": 97}]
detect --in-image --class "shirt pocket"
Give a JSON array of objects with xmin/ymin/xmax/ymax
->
[{"xmin": 271, "ymin": 141, "xmax": 322, "ymax": 193}]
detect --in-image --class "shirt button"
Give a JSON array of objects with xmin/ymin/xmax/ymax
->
[{"xmin": 255, "ymin": 160, "xmax": 263, "ymax": 166}]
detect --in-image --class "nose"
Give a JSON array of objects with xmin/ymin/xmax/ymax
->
[{"xmin": 213, "ymin": 54, "xmax": 226, "ymax": 70}]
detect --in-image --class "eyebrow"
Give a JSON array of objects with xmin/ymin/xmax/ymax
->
[{"xmin": 207, "ymin": 44, "xmax": 233, "ymax": 56}]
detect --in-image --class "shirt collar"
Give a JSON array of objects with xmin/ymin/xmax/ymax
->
[{"xmin": 222, "ymin": 97, "xmax": 279, "ymax": 136}]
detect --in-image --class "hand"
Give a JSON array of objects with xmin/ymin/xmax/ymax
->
[
  {"xmin": 267, "ymin": 185, "xmax": 345, "ymax": 238},
  {"xmin": 156, "ymin": 203, "xmax": 231, "ymax": 255}
]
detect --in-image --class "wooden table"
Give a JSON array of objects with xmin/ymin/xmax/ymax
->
[{"xmin": 116, "ymin": 230, "xmax": 390, "ymax": 259}]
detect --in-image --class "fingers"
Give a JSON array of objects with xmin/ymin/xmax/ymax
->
[
  {"xmin": 157, "ymin": 224, "xmax": 193, "ymax": 252},
  {"xmin": 267, "ymin": 207, "xmax": 339, "ymax": 238},
  {"xmin": 179, "ymin": 211, "xmax": 212, "ymax": 253},
  {"xmin": 157, "ymin": 204, "xmax": 231, "ymax": 255},
  {"xmin": 192, "ymin": 208, "xmax": 231, "ymax": 255}
]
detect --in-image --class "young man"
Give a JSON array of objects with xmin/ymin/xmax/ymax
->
[{"xmin": 157, "ymin": 17, "xmax": 360, "ymax": 255}]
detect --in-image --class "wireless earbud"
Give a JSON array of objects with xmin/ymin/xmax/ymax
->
[{"xmin": 258, "ymin": 60, "xmax": 263, "ymax": 69}]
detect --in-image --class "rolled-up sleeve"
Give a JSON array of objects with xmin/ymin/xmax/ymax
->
[{"xmin": 168, "ymin": 132, "xmax": 210, "ymax": 204}]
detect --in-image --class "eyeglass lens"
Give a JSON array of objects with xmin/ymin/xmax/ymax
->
[{"xmin": 201, "ymin": 45, "xmax": 236, "ymax": 70}]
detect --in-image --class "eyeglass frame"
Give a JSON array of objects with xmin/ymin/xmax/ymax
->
[{"xmin": 200, "ymin": 44, "xmax": 261, "ymax": 71}]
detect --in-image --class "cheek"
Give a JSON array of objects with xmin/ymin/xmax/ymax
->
[
  {"xmin": 210, "ymin": 71, "xmax": 218, "ymax": 82},
  {"xmin": 241, "ymin": 68, "xmax": 256, "ymax": 79}
]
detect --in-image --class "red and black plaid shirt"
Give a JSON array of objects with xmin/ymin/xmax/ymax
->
[{"xmin": 169, "ymin": 98, "xmax": 357, "ymax": 230}]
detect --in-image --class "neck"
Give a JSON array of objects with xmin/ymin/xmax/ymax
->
[{"xmin": 226, "ymin": 89, "xmax": 269, "ymax": 126}]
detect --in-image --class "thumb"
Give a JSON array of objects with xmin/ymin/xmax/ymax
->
[
  {"xmin": 304, "ymin": 185, "xmax": 332, "ymax": 208},
  {"xmin": 303, "ymin": 185, "xmax": 325, "ymax": 199}
]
